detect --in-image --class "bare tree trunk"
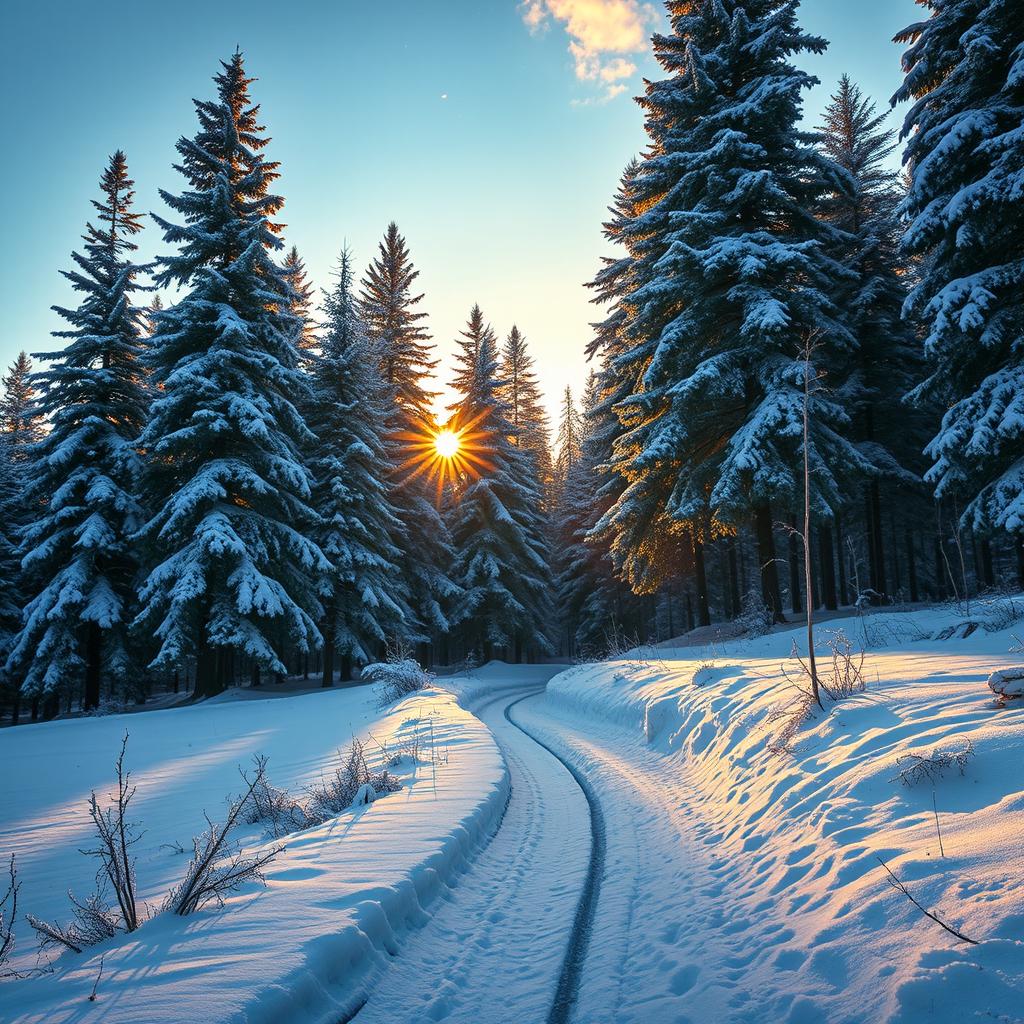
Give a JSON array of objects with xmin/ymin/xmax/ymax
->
[
  {"xmin": 801, "ymin": 345, "xmax": 822, "ymax": 709},
  {"xmin": 322, "ymin": 601, "xmax": 335, "ymax": 688}
]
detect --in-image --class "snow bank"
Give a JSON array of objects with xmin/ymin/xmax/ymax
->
[
  {"xmin": 548, "ymin": 602, "xmax": 1024, "ymax": 1022},
  {"xmin": 1, "ymin": 684, "xmax": 507, "ymax": 1023}
]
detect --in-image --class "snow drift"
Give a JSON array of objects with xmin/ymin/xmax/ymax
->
[
  {"xmin": 547, "ymin": 602, "xmax": 1024, "ymax": 1023},
  {"xmin": 0, "ymin": 684, "xmax": 507, "ymax": 1023}
]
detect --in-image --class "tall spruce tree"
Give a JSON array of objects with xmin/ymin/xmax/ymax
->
[
  {"xmin": 310, "ymin": 248, "xmax": 409, "ymax": 683},
  {"xmin": 597, "ymin": 0, "xmax": 867, "ymax": 622},
  {"xmin": 0, "ymin": 353, "xmax": 42, "ymax": 448},
  {"xmin": 137, "ymin": 52, "xmax": 327, "ymax": 697},
  {"xmin": 6, "ymin": 153, "xmax": 150, "ymax": 708},
  {"xmin": 284, "ymin": 245, "xmax": 318, "ymax": 363},
  {"xmin": 500, "ymin": 326, "xmax": 553, "ymax": 501},
  {"xmin": 360, "ymin": 223, "xmax": 458, "ymax": 651},
  {"xmin": 819, "ymin": 76, "xmax": 929, "ymax": 602},
  {"xmin": 894, "ymin": 1, "xmax": 1024, "ymax": 537},
  {"xmin": 449, "ymin": 305, "xmax": 552, "ymax": 662}
]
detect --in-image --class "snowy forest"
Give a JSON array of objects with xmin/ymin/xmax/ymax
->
[{"xmin": 0, "ymin": 0, "xmax": 1022, "ymax": 726}]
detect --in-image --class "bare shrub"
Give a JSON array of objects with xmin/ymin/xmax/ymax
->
[
  {"xmin": 83, "ymin": 733, "xmax": 141, "ymax": 932},
  {"xmin": 364, "ymin": 658, "xmax": 433, "ymax": 707},
  {"xmin": 306, "ymin": 739, "xmax": 401, "ymax": 824},
  {"xmin": 691, "ymin": 659, "xmax": 718, "ymax": 688},
  {"xmin": 27, "ymin": 891, "xmax": 120, "ymax": 955},
  {"xmin": 766, "ymin": 684, "xmax": 820, "ymax": 755},
  {"xmin": 820, "ymin": 630, "xmax": 867, "ymax": 699},
  {"xmin": 0, "ymin": 855, "xmax": 18, "ymax": 976},
  {"xmin": 980, "ymin": 594, "xmax": 1024, "ymax": 633},
  {"xmin": 892, "ymin": 739, "xmax": 975, "ymax": 787},
  {"xmin": 245, "ymin": 755, "xmax": 308, "ymax": 838},
  {"xmin": 166, "ymin": 759, "xmax": 283, "ymax": 916}
]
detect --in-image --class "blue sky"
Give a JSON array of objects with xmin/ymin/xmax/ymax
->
[{"xmin": 1, "ymin": 0, "xmax": 920, "ymax": 426}]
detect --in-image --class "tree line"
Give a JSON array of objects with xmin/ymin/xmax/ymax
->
[
  {"xmin": 1, "ymin": 0, "xmax": 1022, "ymax": 720},
  {"xmin": 554, "ymin": 0, "xmax": 1023, "ymax": 655}
]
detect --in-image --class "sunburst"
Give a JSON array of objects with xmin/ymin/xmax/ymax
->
[{"xmin": 395, "ymin": 407, "xmax": 495, "ymax": 504}]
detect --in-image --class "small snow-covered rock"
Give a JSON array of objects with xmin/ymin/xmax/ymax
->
[
  {"xmin": 988, "ymin": 668, "xmax": 1024, "ymax": 698},
  {"xmin": 352, "ymin": 783, "xmax": 377, "ymax": 807}
]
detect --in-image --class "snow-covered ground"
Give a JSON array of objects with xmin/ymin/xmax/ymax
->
[
  {"xmin": 3, "ymin": 605, "xmax": 1023, "ymax": 1024},
  {"xmin": 544, "ymin": 600, "xmax": 1024, "ymax": 1023},
  {"xmin": 0, "ymin": 682, "xmax": 507, "ymax": 1023}
]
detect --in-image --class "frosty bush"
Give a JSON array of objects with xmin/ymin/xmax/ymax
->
[
  {"xmin": 893, "ymin": 739, "xmax": 976, "ymax": 787},
  {"xmin": 83, "ymin": 734, "xmax": 141, "ymax": 932},
  {"xmin": 167, "ymin": 760, "xmax": 283, "ymax": 916},
  {"xmin": 28, "ymin": 891, "xmax": 121, "ymax": 955},
  {"xmin": 306, "ymin": 739, "xmax": 401, "ymax": 824},
  {"xmin": 0, "ymin": 856, "xmax": 18, "ymax": 975},
  {"xmin": 244, "ymin": 755, "xmax": 309, "ymax": 838},
  {"xmin": 363, "ymin": 659, "xmax": 433, "ymax": 707}
]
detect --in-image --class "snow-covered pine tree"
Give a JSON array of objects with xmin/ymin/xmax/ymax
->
[
  {"xmin": 5, "ymin": 152, "xmax": 150, "ymax": 710},
  {"xmin": 136, "ymin": 52, "xmax": 328, "ymax": 697},
  {"xmin": 448, "ymin": 305, "xmax": 552, "ymax": 662},
  {"xmin": 360, "ymin": 222, "xmax": 458, "ymax": 654},
  {"xmin": 309, "ymin": 247, "xmax": 409, "ymax": 684},
  {"xmin": 284, "ymin": 245, "xmax": 318, "ymax": 364},
  {"xmin": 598, "ymin": 0, "xmax": 868, "ymax": 622},
  {"xmin": 818, "ymin": 76, "xmax": 930, "ymax": 603},
  {"xmin": 0, "ymin": 353, "xmax": 43, "ymax": 449},
  {"xmin": 583, "ymin": 161, "xmax": 655, "ymax": 648},
  {"xmin": 500, "ymin": 326, "xmax": 553, "ymax": 502},
  {"xmin": 0, "ymin": 353, "xmax": 42, "ymax": 717},
  {"xmin": 894, "ymin": 1, "xmax": 1024, "ymax": 538},
  {"xmin": 554, "ymin": 386, "xmax": 582, "ymax": 491}
]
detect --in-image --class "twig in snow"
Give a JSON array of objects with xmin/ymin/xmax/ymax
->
[
  {"xmin": 877, "ymin": 857, "xmax": 977, "ymax": 944},
  {"xmin": 89, "ymin": 954, "xmax": 105, "ymax": 1001},
  {"xmin": 932, "ymin": 792, "xmax": 945, "ymax": 858}
]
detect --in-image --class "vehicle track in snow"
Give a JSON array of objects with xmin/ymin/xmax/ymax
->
[
  {"xmin": 351, "ymin": 682, "xmax": 593, "ymax": 1024},
  {"xmin": 503, "ymin": 692, "xmax": 606, "ymax": 1024}
]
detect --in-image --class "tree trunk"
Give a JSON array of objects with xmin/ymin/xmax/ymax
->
[
  {"xmin": 83, "ymin": 620, "xmax": 102, "ymax": 712},
  {"xmin": 869, "ymin": 481, "xmax": 887, "ymax": 597},
  {"xmin": 788, "ymin": 514, "xmax": 803, "ymax": 614},
  {"xmin": 755, "ymin": 503, "xmax": 785, "ymax": 623},
  {"xmin": 514, "ymin": 637, "xmax": 523, "ymax": 664},
  {"xmin": 251, "ymin": 662, "xmax": 261, "ymax": 687},
  {"xmin": 980, "ymin": 538, "xmax": 995, "ymax": 588},
  {"xmin": 12, "ymin": 692, "xmax": 20, "ymax": 726},
  {"xmin": 819, "ymin": 525, "xmax": 838, "ymax": 610},
  {"xmin": 693, "ymin": 536, "xmax": 711, "ymax": 627},
  {"xmin": 339, "ymin": 652, "xmax": 352, "ymax": 683},
  {"xmin": 194, "ymin": 636, "xmax": 222, "ymax": 700},
  {"xmin": 1017, "ymin": 536, "xmax": 1024, "ymax": 589},
  {"xmin": 934, "ymin": 536, "xmax": 948, "ymax": 600},
  {"xmin": 322, "ymin": 611, "xmax": 335, "ymax": 688},
  {"xmin": 835, "ymin": 514, "xmax": 849, "ymax": 606},
  {"xmin": 906, "ymin": 529, "xmax": 919, "ymax": 603},
  {"xmin": 727, "ymin": 537, "xmax": 740, "ymax": 619}
]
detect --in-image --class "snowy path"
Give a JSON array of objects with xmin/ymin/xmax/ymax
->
[{"xmin": 353, "ymin": 684, "xmax": 593, "ymax": 1024}]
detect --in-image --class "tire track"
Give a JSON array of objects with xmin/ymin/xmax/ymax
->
[{"xmin": 504, "ymin": 692, "xmax": 606, "ymax": 1024}]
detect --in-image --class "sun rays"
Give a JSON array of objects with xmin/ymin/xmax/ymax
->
[{"xmin": 395, "ymin": 408, "xmax": 496, "ymax": 504}]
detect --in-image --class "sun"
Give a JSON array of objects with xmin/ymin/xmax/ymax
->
[
  {"xmin": 394, "ymin": 411, "xmax": 495, "ymax": 504},
  {"xmin": 434, "ymin": 429, "xmax": 460, "ymax": 459}
]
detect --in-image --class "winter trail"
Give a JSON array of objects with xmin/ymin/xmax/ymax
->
[{"xmin": 352, "ymin": 681, "xmax": 591, "ymax": 1024}]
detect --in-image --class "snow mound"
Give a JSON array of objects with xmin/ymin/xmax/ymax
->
[
  {"xmin": 1, "ymin": 686, "xmax": 507, "ymax": 1023},
  {"xmin": 548, "ymin": 604, "xmax": 1024, "ymax": 1022}
]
